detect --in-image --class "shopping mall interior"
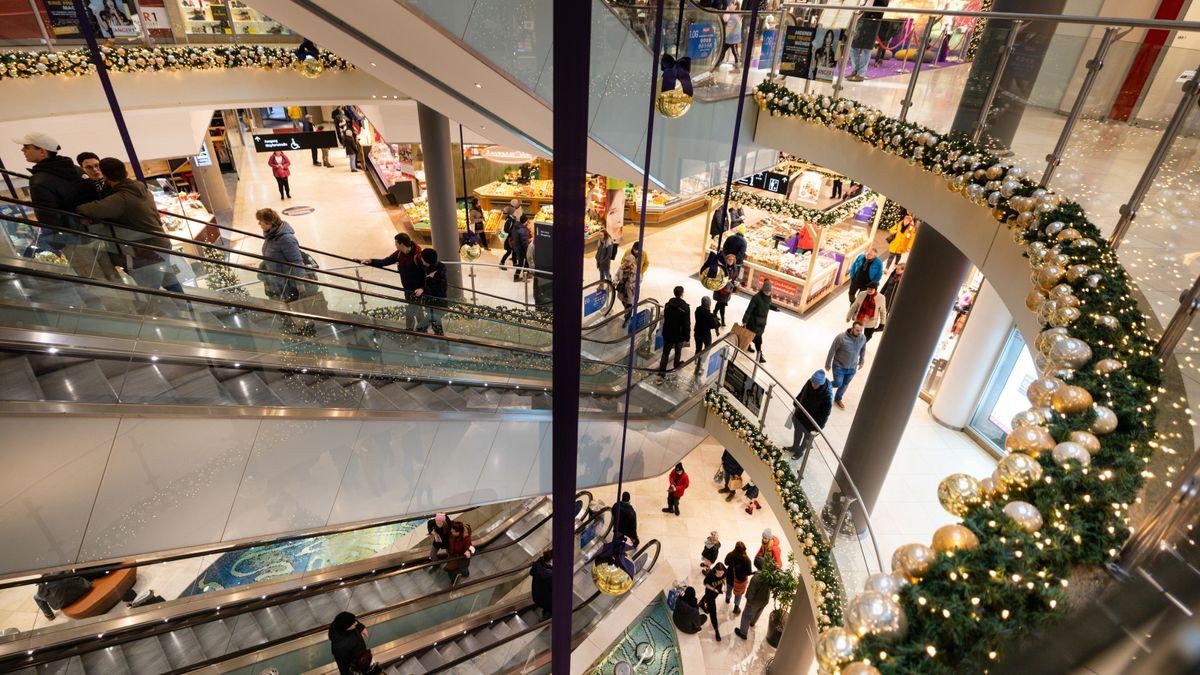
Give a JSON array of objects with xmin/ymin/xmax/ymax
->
[{"xmin": 0, "ymin": 0, "xmax": 1197, "ymax": 674}]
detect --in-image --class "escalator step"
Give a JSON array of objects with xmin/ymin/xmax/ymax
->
[
  {"xmin": 438, "ymin": 642, "xmax": 465, "ymax": 661},
  {"xmin": 488, "ymin": 621, "xmax": 513, "ymax": 641},
  {"xmin": 278, "ymin": 598, "xmax": 320, "ymax": 632},
  {"xmin": 389, "ymin": 658, "xmax": 422, "ymax": 675},
  {"xmin": 404, "ymin": 384, "xmax": 452, "ymax": 410},
  {"xmin": 461, "ymin": 386, "xmax": 500, "ymax": 409},
  {"xmin": 226, "ymin": 613, "xmax": 269, "ymax": 652},
  {"xmin": 350, "ymin": 582, "xmax": 389, "ymax": 613},
  {"xmin": 496, "ymin": 392, "xmax": 532, "ymax": 409},
  {"xmin": 36, "ymin": 360, "xmax": 118, "ymax": 403},
  {"xmin": 252, "ymin": 605, "xmax": 296, "ymax": 640},
  {"xmin": 417, "ymin": 650, "xmax": 446, "ymax": 670},
  {"xmin": 459, "ymin": 633, "xmax": 485, "ymax": 653},
  {"xmin": 374, "ymin": 382, "xmax": 431, "ymax": 410},
  {"xmin": 191, "ymin": 619, "xmax": 233, "ymax": 659},
  {"xmin": 306, "ymin": 377, "xmax": 364, "ymax": 408},
  {"xmin": 264, "ymin": 375, "xmax": 321, "ymax": 406},
  {"xmin": 157, "ymin": 628, "xmax": 207, "ymax": 669},
  {"xmin": 119, "ymin": 635, "xmax": 172, "ymax": 674},
  {"xmin": 222, "ymin": 372, "xmax": 283, "ymax": 407},
  {"xmin": 508, "ymin": 614, "xmax": 528, "ymax": 631},
  {"xmin": 348, "ymin": 380, "xmax": 401, "ymax": 410},
  {"xmin": 108, "ymin": 364, "xmax": 173, "ymax": 401},
  {"xmin": 161, "ymin": 368, "xmax": 236, "ymax": 405},
  {"xmin": 31, "ymin": 655, "xmax": 85, "ymax": 675},
  {"xmin": 80, "ymin": 646, "xmax": 131, "ymax": 674},
  {"xmin": 0, "ymin": 356, "xmax": 43, "ymax": 400}
]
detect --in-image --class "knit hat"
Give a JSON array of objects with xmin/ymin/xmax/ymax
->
[
  {"xmin": 735, "ymin": 224, "xmax": 746, "ymax": 234},
  {"xmin": 762, "ymin": 528, "xmax": 772, "ymax": 540},
  {"xmin": 434, "ymin": 513, "xmax": 446, "ymax": 525},
  {"xmin": 810, "ymin": 370, "xmax": 826, "ymax": 385},
  {"xmin": 14, "ymin": 132, "xmax": 60, "ymax": 152}
]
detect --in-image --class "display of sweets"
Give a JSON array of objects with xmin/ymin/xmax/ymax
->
[
  {"xmin": 822, "ymin": 224, "xmax": 870, "ymax": 253},
  {"xmin": 536, "ymin": 205, "xmax": 554, "ymax": 222},
  {"xmin": 34, "ymin": 250, "xmax": 68, "ymax": 265},
  {"xmin": 402, "ymin": 197, "xmax": 430, "ymax": 224},
  {"xmin": 477, "ymin": 179, "xmax": 553, "ymax": 199}
]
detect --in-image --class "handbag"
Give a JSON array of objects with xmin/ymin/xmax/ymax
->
[
  {"xmin": 712, "ymin": 468, "xmax": 725, "ymax": 485},
  {"xmin": 729, "ymin": 323, "xmax": 755, "ymax": 350},
  {"xmin": 727, "ymin": 475, "xmax": 745, "ymax": 491},
  {"xmin": 885, "ymin": 231, "xmax": 897, "ymax": 243}
]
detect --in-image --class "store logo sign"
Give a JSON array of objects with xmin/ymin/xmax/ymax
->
[{"xmin": 481, "ymin": 147, "xmax": 536, "ymax": 164}]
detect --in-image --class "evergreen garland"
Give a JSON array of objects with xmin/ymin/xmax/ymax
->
[
  {"xmin": 754, "ymin": 80, "xmax": 1161, "ymax": 673},
  {"xmin": 705, "ymin": 186, "xmax": 878, "ymax": 227},
  {"xmin": 0, "ymin": 44, "xmax": 353, "ymax": 80}
]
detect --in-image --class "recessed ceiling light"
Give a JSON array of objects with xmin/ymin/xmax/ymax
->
[
  {"xmin": 370, "ymin": 62, "xmax": 377, "ymax": 67},
  {"xmin": 474, "ymin": 83, "xmax": 482, "ymax": 89}
]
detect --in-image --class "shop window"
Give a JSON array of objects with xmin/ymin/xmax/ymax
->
[{"xmin": 967, "ymin": 327, "xmax": 1038, "ymax": 452}]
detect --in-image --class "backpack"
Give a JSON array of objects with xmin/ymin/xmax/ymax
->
[{"xmin": 300, "ymin": 251, "xmax": 320, "ymax": 281}]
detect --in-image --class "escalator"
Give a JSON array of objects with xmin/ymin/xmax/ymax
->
[
  {"xmin": 3, "ymin": 495, "xmax": 611, "ymax": 674},
  {"xmin": 246, "ymin": 0, "xmax": 775, "ymax": 192}
]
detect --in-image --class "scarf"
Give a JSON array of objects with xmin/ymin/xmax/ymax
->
[{"xmin": 856, "ymin": 291, "xmax": 877, "ymax": 324}]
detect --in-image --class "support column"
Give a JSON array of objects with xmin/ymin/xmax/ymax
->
[
  {"xmin": 191, "ymin": 136, "xmax": 233, "ymax": 225},
  {"xmin": 416, "ymin": 103, "xmax": 463, "ymax": 292},
  {"xmin": 828, "ymin": 226, "xmax": 970, "ymax": 528},
  {"xmin": 930, "ymin": 281, "xmax": 1012, "ymax": 428}
]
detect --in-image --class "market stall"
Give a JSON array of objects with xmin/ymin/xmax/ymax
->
[
  {"xmin": 704, "ymin": 185, "xmax": 884, "ymax": 314},
  {"xmin": 623, "ymin": 186, "xmax": 707, "ymax": 226}
]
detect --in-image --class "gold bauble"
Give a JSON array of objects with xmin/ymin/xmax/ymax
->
[
  {"xmin": 1003, "ymin": 426, "xmax": 1055, "ymax": 457},
  {"xmin": 1036, "ymin": 265, "xmax": 1064, "ymax": 290},
  {"xmin": 1069, "ymin": 430, "xmax": 1102, "ymax": 455},
  {"xmin": 1035, "ymin": 327, "xmax": 1069, "ymax": 355},
  {"xmin": 295, "ymin": 56, "xmax": 325, "ymax": 78},
  {"xmin": 891, "ymin": 543, "xmax": 936, "ymax": 582},
  {"xmin": 1049, "ymin": 337, "xmax": 1092, "ymax": 368},
  {"xmin": 1052, "ymin": 441, "xmax": 1091, "ymax": 468},
  {"xmin": 1003, "ymin": 501, "xmax": 1043, "ymax": 533},
  {"xmin": 1056, "ymin": 293, "xmax": 1081, "ymax": 308},
  {"xmin": 1051, "ymin": 306, "xmax": 1082, "ymax": 327},
  {"xmin": 1093, "ymin": 358, "xmax": 1124, "ymax": 375},
  {"xmin": 1066, "ymin": 264, "xmax": 1090, "ymax": 281},
  {"xmin": 1051, "ymin": 385, "xmax": 1093, "ymax": 414},
  {"xmin": 1094, "ymin": 314, "xmax": 1121, "ymax": 330},
  {"xmin": 1026, "ymin": 377, "xmax": 1064, "ymax": 407},
  {"xmin": 1056, "ymin": 227, "xmax": 1082, "ymax": 242},
  {"xmin": 931, "ymin": 524, "xmax": 980, "ymax": 553},
  {"xmin": 846, "ymin": 591, "xmax": 908, "ymax": 640},
  {"xmin": 816, "ymin": 627, "xmax": 859, "ymax": 670},
  {"xmin": 937, "ymin": 473, "xmax": 984, "ymax": 517},
  {"xmin": 700, "ymin": 266, "xmax": 727, "ymax": 291},
  {"xmin": 655, "ymin": 82, "xmax": 693, "ymax": 119},
  {"xmin": 1036, "ymin": 300, "xmax": 1059, "ymax": 326},
  {"xmin": 841, "ymin": 664, "xmax": 882, "ymax": 675},
  {"xmin": 1091, "ymin": 405, "xmax": 1119, "ymax": 434},
  {"xmin": 591, "ymin": 561, "xmax": 633, "ymax": 595},
  {"xmin": 995, "ymin": 453, "xmax": 1044, "ymax": 490},
  {"xmin": 980, "ymin": 476, "xmax": 997, "ymax": 497},
  {"xmin": 1025, "ymin": 289, "xmax": 1047, "ymax": 312},
  {"xmin": 863, "ymin": 572, "xmax": 907, "ymax": 598},
  {"xmin": 460, "ymin": 243, "xmax": 482, "ymax": 262},
  {"xmin": 1011, "ymin": 409, "xmax": 1044, "ymax": 429}
]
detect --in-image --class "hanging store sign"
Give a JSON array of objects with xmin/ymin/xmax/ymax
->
[
  {"xmin": 687, "ymin": 21, "xmax": 719, "ymax": 61},
  {"xmin": 736, "ymin": 170, "xmax": 790, "ymax": 195},
  {"xmin": 481, "ymin": 147, "xmax": 536, "ymax": 164},
  {"xmin": 252, "ymin": 131, "xmax": 339, "ymax": 153}
]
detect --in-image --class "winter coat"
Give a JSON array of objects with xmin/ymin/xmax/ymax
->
[
  {"xmin": 366, "ymin": 242, "xmax": 424, "ymax": 292},
  {"xmin": 785, "ymin": 227, "xmax": 815, "ymax": 253},
  {"xmin": 595, "ymin": 238, "xmax": 617, "ymax": 265},
  {"xmin": 661, "ymin": 296, "xmax": 691, "ymax": 344},
  {"xmin": 888, "ymin": 220, "xmax": 916, "ymax": 254},
  {"xmin": 795, "ymin": 380, "xmax": 833, "ymax": 432},
  {"xmin": 694, "ymin": 306, "xmax": 719, "ymax": 344},
  {"xmin": 76, "ymin": 179, "xmax": 171, "ymax": 257},
  {"xmin": 724, "ymin": 552, "xmax": 752, "ymax": 589},
  {"xmin": 28, "ymin": 154, "xmax": 88, "ymax": 234},
  {"xmin": 848, "ymin": 253, "xmax": 883, "ymax": 287},
  {"xmin": 614, "ymin": 256, "xmax": 637, "ymax": 305},
  {"xmin": 614, "ymin": 500, "xmax": 638, "ymax": 543},
  {"xmin": 880, "ymin": 268, "xmax": 903, "ymax": 309},
  {"xmin": 728, "ymin": 206, "xmax": 745, "ymax": 227},
  {"xmin": 827, "ymin": 329, "xmax": 867, "ymax": 370},
  {"xmin": 701, "ymin": 538, "xmax": 721, "ymax": 564},
  {"xmin": 427, "ymin": 517, "xmax": 451, "ymax": 551},
  {"xmin": 721, "ymin": 232, "xmax": 747, "ymax": 265},
  {"xmin": 756, "ymin": 536, "xmax": 782, "ymax": 570},
  {"xmin": 709, "ymin": 208, "xmax": 727, "ymax": 238},
  {"xmin": 847, "ymin": 290, "xmax": 888, "ymax": 329},
  {"xmin": 511, "ymin": 221, "xmax": 531, "ymax": 252},
  {"xmin": 530, "ymin": 559, "xmax": 553, "ymax": 611},
  {"xmin": 444, "ymin": 529, "xmax": 473, "ymax": 571},
  {"xmin": 327, "ymin": 621, "xmax": 368, "ymax": 675},
  {"xmin": 420, "ymin": 261, "xmax": 448, "ymax": 307},
  {"xmin": 701, "ymin": 252, "xmax": 739, "ymax": 302},
  {"xmin": 742, "ymin": 290, "xmax": 774, "ymax": 335},
  {"xmin": 268, "ymin": 153, "xmax": 291, "ymax": 178},
  {"xmin": 743, "ymin": 572, "xmax": 771, "ymax": 609},
  {"xmin": 258, "ymin": 221, "xmax": 305, "ymax": 297},
  {"xmin": 668, "ymin": 469, "xmax": 690, "ymax": 499},
  {"xmin": 721, "ymin": 449, "xmax": 743, "ymax": 477},
  {"xmin": 672, "ymin": 591, "xmax": 706, "ymax": 633}
]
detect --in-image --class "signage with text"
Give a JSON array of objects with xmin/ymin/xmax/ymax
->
[
  {"xmin": 780, "ymin": 26, "xmax": 815, "ymax": 79},
  {"xmin": 687, "ymin": 21, "xmax": 719, "ymax": 61},
  {"xmin": 583, "ymin": 289, "xmax": 607, "ymax": 317},
  {"xmin": 252, "ymin": 131, "xmax": 339, "ymax": 153},
  {"xmin": 736, "ymin": 170, "xmax": 791, "ymax": 195}
]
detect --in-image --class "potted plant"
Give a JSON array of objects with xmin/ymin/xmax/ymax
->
[{"xmin": 757, "ymin": 553, "xmax": 799, "ymax": 648}]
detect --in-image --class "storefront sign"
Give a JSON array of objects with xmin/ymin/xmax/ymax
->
[
  {"xmin": 736, "ymin": 170, "xmax": 790, "ymax": 196},
  {"xmin": 252, "ymin": 131, "xmax": 339, "ymax": 153},
  {"xmin": 45, "ymin": 0, "xmax": 143, "ymax": 38},
  {"xmin": 481, "ymin": 147, "xmax": 536, "ymax": 165},
  {"xmin": 193, "ymin": 144, "xmax": 212, "ymax": 168},
  {"xmin": 138, "ymin": 0, "xmax": 173, "ymax": 38},
  {"xmin": 779, "ymin": 26, "xmax": 815, "ymax": 79},
  {"xmin": 628, "ymin": 308, "xmax": 652, "ymax": 334},
  {"xmin": 706, "ymin": 351, "xmax": 723, "ymax": 378},
  {"xmin": 722, "ymin": 362, "xmax": 764, "ymax": 415},
  {"xmin": 583, "ymin": 288, "xmax": 607, "ymax": 317},
  {"xmin": 687, "ymin": 21, "xmax": 719, "ymax": 61},
  {"xmin": 755, "ymin": 273, "xmax": 800, "ymax": 301}
]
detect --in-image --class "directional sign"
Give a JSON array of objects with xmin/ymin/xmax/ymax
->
[{"xmin": 252, "ymin": 131, "xmax": 339, "ymax": 153}]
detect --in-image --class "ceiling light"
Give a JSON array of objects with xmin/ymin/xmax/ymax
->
[
  {"xmin": 474, "ymin": 83, "xmax": 482, "ymax": 89},
  {"xmin": 370, "ymin": 62, "xmax": 377, "ymax": 67}
]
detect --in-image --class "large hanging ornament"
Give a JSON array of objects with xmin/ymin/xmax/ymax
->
[
  {"xmin": 1093, "ymin": 358, "xmax": 1124, "ymax": 375},
  {"xmin": 1004, "ymin": 426, "xmax": 1055, "ymax": 457},
  {"xmin": 846, "ymin": 591, "xmax": 908, "ymax": 640},
  {"xmin": 1069, "ymin": 430, "xmax": 1102, "ymax": 455},
  {"xmin": 591, "ymin": 539, "xmax": 635, "ymax": 595},
  {"xmin": 1003, "ymin": 501, "xmax": 1043, "ymax": 533},
  {"xmin": 1026, "ymin": 377, "xmax": 1064, "ymax": 407},
  {"xmin": 892, "ymin": 543, "xmax": 936, "ymax": 582},
  {"xmin": 1052, "ymin": 441, "xmax": 1091, "ymax": 468},
  {"xmin": 841, "ymin": 663, "xmax": 882, "ymax": 675},
  {"xmin": 1051, "ymin": 385, "xmax": 1093, "ymax": 414},
  {"xmin": 1091, "ymin": 405, "xmax": 1119, "ymax": 434},
  {"xmin": 1011, "ymin": 409, "xmax": 1045, "ymax": 429},
  {"xmin": 980, "ymin": 476, "xmax": 997, "ymax": 497},
  {"xmin": 460, "ymin": 243, "xmax": 482, "ymax": 262},
  {"xmin": 1065, "ymin": 264, "xmax": 1090, "ymax": 281},
  {"xmin": 863, "ymin": 572, "xmax": 907, "ymax": 599},
  {"xmin": 931, "ymin": 524, "xmax": 980, "ymax": 553},
  {"xmin": 656, "ymin": 54, "xmax": 693, "ymax": 119},
  {"xmin": 1036, "ymin": 265, "xmax": 1064, "ymax": 290},
  {"xmin": 995, "ymin": 453, "xmax": 1044, "ymax": 491},
  {"xmin": 1049, "ymin": 338, "xmax": 1092, "ymax": 369},
  {"xmin": 1035, "ymin": 327, "xmax": 1069, "ymax": 355},
  {"xmin": 938, "ymin": 473, "xmax": 984, "ymax": 516},
  {"xmin": 816, "ymin": 627, "xmax": 859, "ymax": 670},
  {"xmin": 295, "ymin": 56, "xmax": 325, "ymax": 78},
  {"xmin": 700, "ymin": 264, "xmax": 727, "ymax": 291},
  {"xmin": 1051, "ymin": 306, "xmax": 1082, "ymax": 327},
  {"xmin": 1025, "ymin": 289, "xmax": 1048, "ymax": 312}
]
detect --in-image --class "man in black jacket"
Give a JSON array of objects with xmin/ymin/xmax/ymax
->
[
  {"xmin": 327, "ymin": 611, "xmax": 369, "ymax": 675},
  {"xmin": 529, "ymin": 550, "xmax": 553, "ymax": 618},
  {"xmin": 613, "ymin": 491, "xmax": 639, "ymax": 547},
  {"xmin": 658, "ymin": 286, "xmax": 691, "ymax": 380},
  {"xmin": 18, "ymin": 133, "xmax": 89, "ymax": 249},
  {"xmin": 300, "ymin": 113, "xmax": 320, "ymax": 166},
  {"xmin": 791, "ymin": 370, "xmax": 833, "ymax": 459}
]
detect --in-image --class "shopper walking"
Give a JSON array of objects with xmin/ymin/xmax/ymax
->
[
  {"xmin": 613, "ymin": 491, "xmax": 640, "ymax": 547},
  {"xmin": 328, "ymin": 611, "xmax": 371, "ymax": 675},
  {"xmin": 885, "ymin": 215, "xmax": 916, "ymax": 270},
  {"xmin": 694, "ymin": 296, "xmax": 720, "ymax": 362},
  {"xmin": 880, "ymin": 262, "xmax": 904, "ymax": 311},
  {"xmin": 529, "ymin": 550, "xmax": 553, "ymax": 619},
  {"xmin": 723, "ymin": 542, "xmax": 752, "ymax": 614},
  {"xmin": 77, "ymin": 158, "xmax": 183, "ymax": 293},
  {"xmin": 415, "ymin": 248, "xmax": 448, "ymax": 335},
  {"xmin": 703, "ymin": 252, "xmax": 739, "ymax": 328},
  {"xmin": 672, "ymin": 587, "xmax": 708, "ymax": 633},
  {"xmin": 444, "ymin": 521, "xmax": 474, "ymax": 587},
  {"xmin": 719, "ymin": 2, "xmax": 743, "ymax": 70},
  {"xmin": 358, "ymin": 233, "xmax": 425, "ymax": 330},
  {"xmin": 657, "ymin": 286, "xmax": 690, "ymax": 381},
  {"xmin": 700, "ymin": 531, "xmax": 721, "ymax": 571},
  {"xmin": 498, "ymin": 204, "xmax": 517, "ymax": 268},
  {"xmin": 847, "ymin": 282, "xmax": 888, "ymax": 343},
  {"xmin": 701, "ymin": 563, "xmax": 727, "ymax": 641},
  {"xmin": 847, "ymin": 248, "xmax": 883, "ymax": 303},
  {"xmin": 342, "ymin": 128, "xmax": 359, "ymax": 172},
  {"xmin": 595, "ymin": 229, "xmax": 617, "ymax": 281},
  {"xmin": 511, "ymin": 213, "xmax": 533, "ymax": 281},
  {"xmin": 825, "ymin": 321, "xmax": 867, "ymax": 409},
  {"xmin": 791, "ymin": 370, "xmax": 833, "ymax": 459},
  {"xmin": 615, "ymin": 242, "xmax": 650, "ymax": 327},
  {"xmin": 733, "ymin": 558, "xmax": 770, "ymax": 639},
  {"xmin": 741, "ymin": 279, "xmax": 780, "ymax": 363},
  {"xmin": 718, "ymin": 449, "xmax": 744, "ymax": 499},
  {"xmin": 831, "ymin": 177, "xmax": 843, "ymax": 198},
  {"xmin": 755, "ymin": 528, "xmax": 783, "ymax": 570},
  {"xmin": 469, "ymin": 198, "xmax": 489, "ymax": 250},
  {"xmin": 662, "ymin": 462, "xmax": 689, "ymax": 516},
  {"xmin": 300, "ymin": 113, "xmax": 320, "ymax": 166},
  {"xmin": 18, "ymin": 133, "xmax": 88, "ymax": 250},
  {"xmin": 267, "ymin": 150, "xmax": 292, "ymax": 199}
]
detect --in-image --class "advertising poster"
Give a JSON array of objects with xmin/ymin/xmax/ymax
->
[
  {"xmin": 43, "ymin": 0, "xmax": 142, "ymax": 38},
  {"xmin": 811, "ymin": 27, "xmax": 842, "ymax": 82},
  {"xmin": 138, "ymin": 0, "xmax": 173, "ymax": 38},
  {"xmin": 779, "ymin": 26, "xmax": 814, "ymax": 79},
  {"xmin": 686, "ymin": 20, "xmax": 719, "ymax": 61},
  {"xmin": 794, "ymin": 171, "xmax": 824, "ymax": 205},
  {"xmin": 754, "ymin": 28, "xmax": 777, "ymax": 70}
]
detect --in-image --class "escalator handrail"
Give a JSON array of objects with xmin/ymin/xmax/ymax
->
[
  {"xmin": 154, "ymin": 506, "xmax": 614, "ymax": 675},
  {"xmin": 417, "ymin": 539, "xmax": 663, "ymax": 675},
  {"xmin": 2, "ymin": 498, "xmax": 598, "ymax": 671},
  {"xmin": 0, "ymin": 260, "xmax": 695, "ymax": 390}
]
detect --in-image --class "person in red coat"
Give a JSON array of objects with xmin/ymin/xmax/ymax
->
[
  {"xmin": 755, "ymin": 528, "xmax": 783, "ymax": 570},
  {"xmin": 662, "ymin": 462, "xmax": 690, "ymax": 516}
]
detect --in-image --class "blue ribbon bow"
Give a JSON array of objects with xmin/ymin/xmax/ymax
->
[
  {"xmin": 295, "ymin": 39, "xmax": 320, "ymax": 61},
  {"xmin": 660, "ymin": 55, "xmax": 693, "ymax": 97}
]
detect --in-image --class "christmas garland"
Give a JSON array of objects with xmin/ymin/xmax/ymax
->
[
  {"xmin": 360, "ymin": 302, "xmax": 552, "ymax": 328},
  {"xmin": 704, "ymin": 388, "xmax": 844, "ymax": 629},
  {"xmin": 200, "ymin": 246, "xmax": 249, "ymax": 298},
  {"xmin": 755, "ymin": 80, "xmax": 1161, "ymax": 674},
  {"xmin": 706, "ymin": 185, "xmax": 878, "ymax": 228},
  {"xmin": 0, "ymin": 44, "xmax": 353, "ymax": 80}
]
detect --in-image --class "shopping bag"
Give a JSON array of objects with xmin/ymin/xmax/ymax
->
[
  {"xmin": 712, "ymin": 468, "xmax": 725, "ymax": 486},
  {"xmin": 727, "ymin": 475, "xmax": 745, "ymax": 491},
  {"xmin": 729, "ymin": 323, "xmax": 755, "ymax": 350}
]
